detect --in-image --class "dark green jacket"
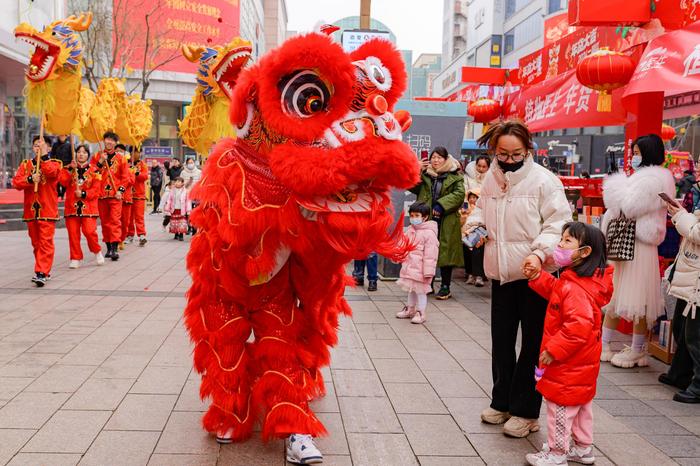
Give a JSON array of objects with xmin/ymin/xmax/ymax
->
[{"xmin": 410, "ymin": 170, "xmax": 465, "ymax": 267}]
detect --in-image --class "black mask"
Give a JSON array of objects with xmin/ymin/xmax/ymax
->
[{"xmin": 498, "ymin": 160, "xmax": 525, "ymax": 173}]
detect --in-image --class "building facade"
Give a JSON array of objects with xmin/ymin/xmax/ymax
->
[{"xmin": 442, "ymin": 0, "xmax": 468, "ymax": 66}]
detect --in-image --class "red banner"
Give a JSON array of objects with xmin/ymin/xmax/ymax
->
[
  {"xmin": 114, "ymin": 0, "xmax": 241, "ymax": 74},
  {"xmin": 624, "ymin": 20, "xmax": 700, "ymax": 100},
  {"xmin": 517, "ymin": 69, "xmax": 626, "ymax": 132},
  {"xmin": 446, "ymin": 84, "xmax": 504, "ymax": 104},
  {"xmin": 519, "ymin": 26, "xmax": 625, "ymax": 86},
  {"xmin": 544, "ymin": 12, "xmax": 577, "ymax": 47}
]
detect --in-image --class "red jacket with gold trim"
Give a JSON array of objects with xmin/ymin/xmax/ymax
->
[
  {"xmin": 12, "ymin": 155, "xmax": 62, "ymax": 221},
  {"xmin": 131, "ymin": 160, "xmax": 149, "ymax": 200},
  {"xmin": 58, "ymin": 163, "xmax": 101, "ymax": 217},
  {"xmin": 91, "ymin": 151, "xmax": 129, "ymax": 199}
]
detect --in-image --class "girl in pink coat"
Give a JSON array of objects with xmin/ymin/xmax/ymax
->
[{"xmin": 397, "ymin": 202, "xmax": 440, "ymax": 324}]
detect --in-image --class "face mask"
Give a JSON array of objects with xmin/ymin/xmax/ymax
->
[
  {"xmin": 187, "ymin": 163, "xmax": 195, "ymax": 169},
  {"xmin": 498, "ymin": 160, "xmax": 524, "ymax": 173},
  {"xmin": 631, "ymin": 155, "xmax": 643, "ymax": 169},
  {"xmin": 409, "ymin": 218, "xmax": 423, "ymax": 226},
  {"xmin": 553, "ymin": 246, "xmax": 584, "ymax": 268}
]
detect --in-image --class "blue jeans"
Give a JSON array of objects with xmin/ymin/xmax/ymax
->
[{"xmin": 353, "ymin": 253, "xmax": 378, "ymax": 281}]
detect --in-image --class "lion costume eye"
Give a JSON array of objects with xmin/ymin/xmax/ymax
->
[
  {"xmin": 279, "ymin": 70, "xmax": 330, "ymax": 118},
  {"xmin": 363, "ymin": 56, "xmax": 392, "ymax": 92}
]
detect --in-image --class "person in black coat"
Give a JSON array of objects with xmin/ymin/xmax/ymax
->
[
  {"xmin": 167, "ymin": 158, "xmax": 183, "ymax": 180},
  {"xmin": 51, "ymin": 135, "xmax": 71, "ymax": 198}
]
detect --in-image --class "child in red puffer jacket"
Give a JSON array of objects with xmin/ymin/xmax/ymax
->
[{"xmin": 522, "ymin": 222, "xmax": 613, "ymax": 466}]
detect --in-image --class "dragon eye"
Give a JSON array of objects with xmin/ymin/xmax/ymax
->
[{"xmin": 279, "ymin": 70, "xmax": 330, "ymax": 118}]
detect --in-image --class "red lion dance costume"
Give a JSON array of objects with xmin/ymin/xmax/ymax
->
[{"xmin": 184, "ymin": 30, "xmax": 419, "ymax": 454}]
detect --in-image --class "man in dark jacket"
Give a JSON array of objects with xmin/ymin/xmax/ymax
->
[
  {"xmin": 167, "ymin": 158, "xmax": 183, "ymax": 180},
  {"xmin": 150, "ymin": 161, "xmax": 164, "ymax": 213}
]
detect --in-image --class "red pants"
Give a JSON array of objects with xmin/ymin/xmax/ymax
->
[
  {"xmin": 27, "ymin": 220, "xmax": 56, "ymax": 274},
  {"xmin": 128, "ymin": 199, "xmax": 146, "ymax": 237},
  {"xmin": 66, "ymin": 216, "xmax": 101, "ymax": 260},
  {"xmin": 121, "ymin": 202, "xmax": 133, "ymax": 242},
  {"xmin": 98, "ymin": 198, "xmax": 122, "ymax": 243}
]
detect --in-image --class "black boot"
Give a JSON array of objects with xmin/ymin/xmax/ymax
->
[
  {"xmin": 104, "ymin": 243, "xmax": 113, "ymax": 259},
  {"xmin": 111, "ymin": 242, "xmax": 119, "ymax": 261},
  {"xmin": 367, "ymin": 280, "xmax": 378, "ymax": 292}
]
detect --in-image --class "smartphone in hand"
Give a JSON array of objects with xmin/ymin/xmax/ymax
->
[
  {"xmin": 420, "ymin": 149, "xmax": 429, "ymax": 162},
  {"xmin": 658, "ymin": 192, "xmax": 681, "ymax": 208}
]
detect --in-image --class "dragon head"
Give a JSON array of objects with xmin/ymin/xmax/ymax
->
[
  {"xmin": 182, "ymin": 38, "xmax": 253, "ymax": 100},
  {"xmin": 14, "ymin": 12, "xmax": 92, "ymax": 82},
  {"xmin": 229, "ymin": 33, "xmax": 418, "ymax": 219}
]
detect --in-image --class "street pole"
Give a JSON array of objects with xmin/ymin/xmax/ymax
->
[{"xmin": 360, "ymin": 0, "xmax": 371, "ymax": 28}]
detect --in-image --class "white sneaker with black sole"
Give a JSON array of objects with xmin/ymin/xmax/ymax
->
[{"xmin": 286, "ymin": 434, "xmax": 323, "ymax": 464}]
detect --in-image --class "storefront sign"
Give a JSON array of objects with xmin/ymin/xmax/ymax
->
[
  {"xmin": 143, "ymin": 146, "xmax": 174, "ymax": 157},
  {"xmin": 341, "ymin": 29, "xmax": 392, "ymax": 52}
]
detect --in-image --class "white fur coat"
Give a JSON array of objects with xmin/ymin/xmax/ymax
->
[{"xmin": 602, "ymin": 166, "xmax": 676, "ymax": 246}]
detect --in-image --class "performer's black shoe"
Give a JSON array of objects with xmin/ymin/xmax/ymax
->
[
  {"xmin": 104, "ymin": 244, "xmax": 113, "ymax": 259},
  {"xmin": 110, "ymin": 243, "xmax": 119, "ymax": 261}
]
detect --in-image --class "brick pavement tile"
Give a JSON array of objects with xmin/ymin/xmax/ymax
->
[
  {"xmin": 618, "ymin": 415, "xmax": 692, "ymax": 436},
  {"xmin": 363, "ymin": 339, "xmax": 410, "ymax": 359},
  {"xmin": 443, "ymin": 397, "xmax": 504, "ymax": 434},
  {"xmin": 148, "ymin": 453, "xmax": 217, "ymax": 466},
  {"xmin": 645, "ymin": 435, "xmax": 700, "ymax": 458},
  {"xmin": 346, "ymin": 433, "xmax": 418, "ymax": 466},
  {"xmin": 590, "ymin": 403, "xmax": 632, "ymax": 434},
  {"xmin": 92, "ymin": 353, "xmax": 151, "ymax": 379},
  {"xmin": 0, "ymin": 377, "xmax": 34, "ymax": 401},
  {"xmin": 218, "ymin": 439, "xmax": 283, "ymax": 466},
  {"xmin": 442, "ymin": 340, "xmax": 491, "ymax": 361},
  {"xmin": 130, "ymin": 365, "xmax": 190, "ymax": 395},
  {"xmin": 423, "ymin": 371, "xmax": 487, "ymax": 398},
  {"xmin": 80, "ymin": 325, "xmax": 133, "ymax": 345},
  {"xmin": 310, "ymin": 382, "xmax": 339, "ymax": 414},
  {"xmin": 335, "ymin": 331, "xmax": 364, "ymax": 350},
  {"xmin": 594, "ymin": 384, "xmax": 636, "ymax": 400},
  {"xmin": 595, "ymin": 399, "xmax": 661, "ymax": 417},
  {"xmin": 6, "ymin": 453, "xmax": 82, "ymax": 466},
  {"xmin": 329, "ymin": 347, "xmax": 374, "ymax": 370},
  {"xmin": 155, "ymin": 411, "xmax": 219, "ymax": 455},
  {"xmin": 384, "ymin": 383, "xmax": 447, "ymax": 414},
  {"xmin": 22, "ymin": 410, "xmax": 111, "ymax": 453},
  {"xmin": 467, "ymin": 433, "xmax": 535, "ymax": 465},
  {"xmin": 417, "ymin": 457, "xmax": 485, "ymax": 465},
  {"xmin": 149, "ymin": 341, "xmax": 193, "ymax": 367},
  {"xmin": 675, "ymin": 458, "xmax": 700, "ymax": 466},
  {"xmin": 305, "ymin": 456, "xmax": 352, "ymax": 466},
  {"xmin": 57, "ymin": 342, "xmax": 120, "ymax": 366},
  {"xmin": 351, "ymin": 311, "xmax": 387, "ymax": 324},
  {"xmin": 314, "ymin": 412, "xmax": 350, "ymax": 455},
  {"xmin": 106, "ymin": 394, "xmax": 178, "ymax": 431},
  {"xmin": 338, "ymin": 396, "xmax": 402, "ymax": 433},
  {"xmin": 332, "ymin": 370, "xmax": 385, "ymax": 397},
  {"xmin": 175, "ymin": 379, "xmax": 208, "ymax": 412},
  {"xmin": 399, "ymin": 414, "xmax": 476, "ymax": 456},
  {"xmin": 619, "ymin": 384, "xmax": 678, "ymax": 400},
  {"xmin": 645, "ymin": 399, "xmax": 700, "ymax": 418},
  {"xmin": 64, "ymin": 378, "xmax": 133, "ymax": 410},
  {"xmin": 673, "ymin": 416, "xmax": 700, "ymax": 436},
  {"xmin": 0, "ymin": 392, "xmax": 71, "ymax": 428},
  {"xmin": 0, "ymin": 429, "xmax": 35, "ymax": 465},
  {"xmin": 594, "ymin": 433, "xmax": 677, "ymax": 466},
  {"xmin": 410, "ymin": 349, "xmax": 463, "ymax": 372},
  {"xmin": 373, "ymin": 358, "xmax": 427, "ymax": 384},
  {"xmin": 354, "ymin": 323, "xmax": 397, "ymax": 340},
  {"xmin": 423, "ymin": 322, "xmax": 471, "ymax": 341},
  {"xmin": 24, "ymin": 364, "xmax": 95, "ymax": 393},
  {"xmin": 601, "ymin": 371, "xmax": 665, "ymax": 386},
  {"xmin": 80, "ymin": 430, "xmax": 160, "ymax": 466},
  {"xmin": 26, "ymin": 334, "xmax": 86, "ymax": 354}
]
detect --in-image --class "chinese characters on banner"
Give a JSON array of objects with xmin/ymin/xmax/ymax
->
[
  {"xmin": 517, "ymin": 69, "xmax": 626, "ymax": 132},
  {"xmin": 406, "ymin": 134, "xmax": 432, "ymax": 156},
  {"xmin": 624, "ymin": 20, "xmax": 700, "ymax": 98},
  {"xmin": 113, "ymin": 0, "xmax": 241, "ymax": 74},
  {"xmin": 544, "ymin": 12, "xmax": 577, "ymax": 47}
]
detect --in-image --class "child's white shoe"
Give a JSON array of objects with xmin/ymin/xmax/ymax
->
[
  {"xmin": 396, "ymin": 306, "xmax": 416, "ymax": 319},
  {"xmin": 286, "ymin": 434, "xmax": 323, "ymax": 464},
  {"xmin": 568, "ymin": 443, "xmax": 596, "ymax": 465},
  {"xmin": 600, "ymin": 342, "xmax": 614, "ymax": 362},
  {"xmin": 411, "ymin": 311, "xmax": 426, "ymax": 324},
  {"xmin": 526, "ymin": 444, "xmax": 567, "ymax": 466},
  {"xmin": 611, "ymin": 345, "xmax": 649, "ymax": 368}
]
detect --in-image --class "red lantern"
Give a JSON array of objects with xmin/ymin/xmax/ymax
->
[
  {"xmin": 468, "ymin": 98, "xmax": 501, "ymax": 124},
  {"xmin": 576, "ymin": 48, "xmax": 635, "ymax": 112},
  {"xmin": 661, "ymin": 124, "xmax": 676, "ymax": 141}
]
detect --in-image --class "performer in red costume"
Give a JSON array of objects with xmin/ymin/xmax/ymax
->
[
  {"xmin": 126, "ymin": 147, "xmax": 149, "ymax": 246},
  {"xmin": 91, "ymin": 131, "xmax": 129, "ymax": 261},
  {"xmin": 12, "ymin": 135, "xmax": 62, "ymax": 286},
  {"xmin": 184, "ymin": 30, "xmax": 419, "ymax": 464},
  {"xmin": 59, "ymin": 144, "xmax": 105, "ymax": 269},
  {"xmin": 115, "ymin": 144, "xmax": 134, "ymax": 249}
]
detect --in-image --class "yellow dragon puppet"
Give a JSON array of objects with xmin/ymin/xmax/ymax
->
[
  {"xmin": 14, "ymin": 12, "xmax": 93, "ymax": 136},
  {"xmin": 178, "ymin": 38, "xmax": 252, "ymax": 156}
]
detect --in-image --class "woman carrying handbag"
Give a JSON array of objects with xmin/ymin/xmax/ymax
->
[{"xmin": 601, "ymin": 134, "xmax": 676, "ymax": 368}]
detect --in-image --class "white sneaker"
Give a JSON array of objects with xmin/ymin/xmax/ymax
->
[
  {"xmin": 475, "ymin": 276, "xmax": 485, "ymax": 287},
  {"xmin": 611, "ymin": 345, "xmax": 649, "ymax": 368},
  {"xmin": 600, "ymin": 342, "xmax": 614, "ymax": 362},
  {"xmin": 526, "ymin": 444, "xmax": 567, "ymax": 466},
  {"xmin": 69, "ymin": 260, "xmax": 80, "ymax": 269},
  {"xmin": 411, "ymin": 310, "xmax": 426, "ymax": 324},
  {"xmin": 568, "ymin": 444, "xmax": 596, "ymax": 465},
  {"xmin": 286, "ymin": 434, "xmax": 323, "ymax": 464},
  {"xmin": 95, "ymin": 252, "xmax": 105, "ymax": 266},
  {"xmin": 124, "ymin": 236, "xmax": 134, "ymax": 244},
  {"xmin": 138, "ymin": 235, "xmax": 147, "ymax": 246},
  {"xmin": 396, "ymin": 306, "xmax": 416, "ymax": 319}
]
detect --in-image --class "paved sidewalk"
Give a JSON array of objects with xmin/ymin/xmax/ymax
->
[{"xmin": 0, "ymin": 216, "xmax": 699, "ymax": 465}]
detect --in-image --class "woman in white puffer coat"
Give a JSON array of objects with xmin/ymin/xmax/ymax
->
[
  {"xmin": 601, "ymin": 134, "xmax": 676, "ymax": 369},
  {"xmin": 470, "ymin": 121, "xmax": 572, "ymax": 439},
  {"xmin": 661, "ymin": 203, "xmax": 700, "ymax": 403}
]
